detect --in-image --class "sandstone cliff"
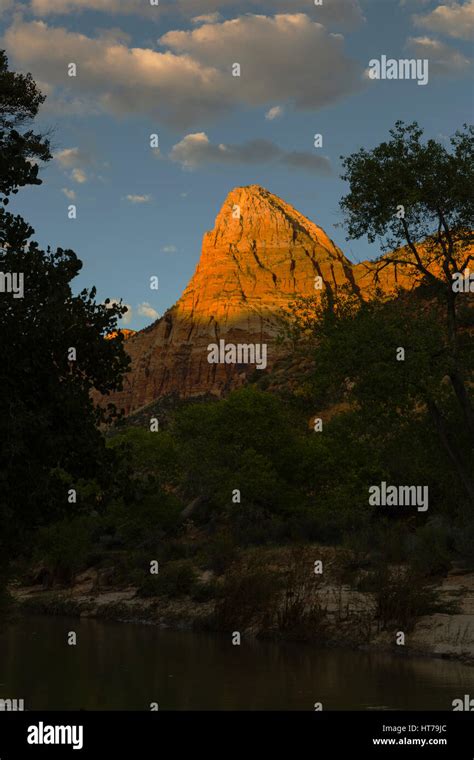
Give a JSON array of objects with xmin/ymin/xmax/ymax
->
[{"xmin": 104, "ymin": 185, "xmax": 414, "ymax": 415}]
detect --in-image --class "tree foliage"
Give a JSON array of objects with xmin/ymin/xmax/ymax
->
[
  {"xmin": 0, "ymin": 51, "xmax": 51, "ymax": 202},
  {"xmin": 0, "ymin": 51, "xmax": 130, "ymax": 558},
  {"xmin": 338, "ymin": 122, "xmax": 474, "ymax": 493}
]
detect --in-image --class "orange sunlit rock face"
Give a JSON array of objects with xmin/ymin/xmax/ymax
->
[
  {"xmin": 102, "ymin": 185, "xmax": 416, "ymax": 415},
  {"xmin": 105, "ymin": 329, "xmax": 136, "ymax": 341}
]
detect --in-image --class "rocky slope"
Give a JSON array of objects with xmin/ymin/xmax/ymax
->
[{"xmin": 104, "ymin": 185, "xmax": 413, "ymax": 415}]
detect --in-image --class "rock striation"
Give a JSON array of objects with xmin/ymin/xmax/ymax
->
[{"xmin": 104, "ymin": 185, "xmax": 414, "ymax": 415}]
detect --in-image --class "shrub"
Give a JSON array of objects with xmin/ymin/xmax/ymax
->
[
  {"xmin": 33, "ymin": 515, "xmax": 95, "ymax": 585},
  {"xmin": 228, "ymin": 505, "xmax": 285, "ymax": 546},
  {"xmin": 407, "ymin": 520, "xmax": 453, "ymax": 577},
  {"xmin": 138, "ymin": 560, "xmax": 196, "ymax": 598},
  {"xmin": 190, "ymin": 580, "xmax": 221, "ymax": 603},
  {"xmin": 105, "ymin": 491, "xmax": 183, "ymax": 548},
  {"xmin": 454, "ymin": 518, "xmax": 474, "ymax": 570},
  {"xmin": 214, "ymin": 558, "xmax": 281, "ymax": 631},
  {"xmin": 276, "ymin": 546, "xmax": 329, "ymax": 641},
  {"xmin": 201, "ymin": 532, "xmax": 239, "ymax": 575},
  {"xmin": 347, "ymin": 520, "xmax": 412, "ymax": 564},
  {"xmin": 361, "ymin": 564, "xmax": 442, "ymax": 632}
]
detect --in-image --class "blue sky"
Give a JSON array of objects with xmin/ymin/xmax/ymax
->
[{"xmin": 1, "ymin": 0, "xmax": 473, "ymax": 329}]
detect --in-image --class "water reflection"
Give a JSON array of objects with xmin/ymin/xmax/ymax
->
[{"xmin": 0, "ymin": 616, "xmax": 472, "ymax": 710}]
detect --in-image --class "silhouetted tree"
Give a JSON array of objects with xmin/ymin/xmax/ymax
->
[
  {"xmin": 0, "ymin": 51, "xmax": 130, "ymax": 560},
  {"xmin": 0, "ymin": 50, "xmax": 51, "ymax": 202},
  {"xmin": 340, "ymin": 122, "xmax": 474, "ymax": 442}
]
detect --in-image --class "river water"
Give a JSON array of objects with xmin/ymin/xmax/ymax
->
[{"xmin": 0, "ymin": 616, "xmax": 473, "ymax": 710}]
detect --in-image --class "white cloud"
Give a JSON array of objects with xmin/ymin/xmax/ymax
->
[
  {"xmin": 192, "ymin": 12, "xmax": 221, "ymax": 24},
  {"xmin": 29, "ymin": 0, "xmax": 363, "ymax": 28},
  {"xmin": 31, "ymin": 0, "xmax": 136, "ymax": 13},
  {"xmin": 126, "ymin": 194, "xmax": 152, "ymax": 204},
  {"xmin": 71, "ymin": 167, "xmax": 87, "ymax": 183},
  {"xmin": 170, "ymin": 132, "xmax": 332, "ymax": 174},
  {"xmin": 4, "ymin": 16, "xmax": 363, "ymax": 127},
  {"xmin": 55, "ymin": 147, "xmax": 93, "ymax": 183},
  {"xmin": 204, "ymin": 0, "xmax": 364, "ymax": 28},
  {"xmin": 407, "ymin": 35, "xmax": 472, "ymax": 74},
  {"xmin": 414, "ymin": 0, "xmax": 474, "ymax": 41},
  {"xmin": 61, "ymin": 187, "xmax": 76, "ymax": 199},
  {"xmin": 265, "ymin": 105, "xmax": 284, "ymax": 121},
  {"xmin": 137, "ymin": 302, "xmax": 160, "ymax": 320},
  {"xmin": 161, "ymin": 245, "xmax": 177, "ymax": 253},
  {"xmin": 160, "ymin": 14, "xmax": 362, "ymax": 113},
  {"xmin": 54, "ymin": 146, "xmax": 91, "ymax": 168},
  {"xmin": 4, "ymin": 20, "xmax": 224, "ymax": 126}
]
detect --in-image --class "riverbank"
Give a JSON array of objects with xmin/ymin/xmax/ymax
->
[{"xmin": 12, "ymin": 544, "xmax": 474, "ymax": 665}]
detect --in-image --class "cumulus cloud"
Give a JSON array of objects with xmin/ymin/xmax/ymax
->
[
  {"xmin": 4, "ymin": 20, "xmax": 226, "ymax": 126},
  {"xmin": 71, "ymin": 167, "xmax": 87, "ymax": 183},
  {"xmin": 126, "ymin": 194, "xmax": 152, "ymax": 203},
  {"xmin": 265, "ymin": 105, "xmax": 284, "ymax": 120},
  {"xmin": 170, "ymin": 132, "xmax": 332, "ymax": 174},
  {"xmin": 160, "ymin": 14, "xmax": 362, "ymax": 112},
  {"xmin": 4, "ymin": 16, "xmax": 363, "ymax": 127},
  {"xmin": 61, "ymin": 187, "xmax": 76, "ymax": 199},
  {"xmin": 29, "ymin": 0, "xmax": 363, "ymax": 28},
  {"xmin": 414, "ymin": 0, "xmax": 474, "ymax": 41},
  {"xmin": 55, "ymin": 146, "xmax": 92, "ymax": 183},
  {"xmin": 407, "ymin": 36, "xmax": 472, "ymax": 75},
  {"xmin": 137, "ymin": 302, "xmax": 160, "ymax": 320},
  {"xmin": 54, "ymin": 146, "xmax": 91, "ymax": 168}
]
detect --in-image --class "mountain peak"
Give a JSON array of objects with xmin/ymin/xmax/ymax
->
[
  {"xmin": 208, "ymin": 184, "xmax": 348, "ymax": 266},
  {"xmin": 103, "ymin": 185, "xmax": 385, "ymax": 412}
]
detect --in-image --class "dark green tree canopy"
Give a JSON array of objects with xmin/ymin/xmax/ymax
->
[
  {"xmin": 0, "ymin": 50, "xmax": 51, "ymax": 201},
  {"xmin": 0, "ymin": 50, "xmax": 130, "ymax": 555},
  {"xmin": 340, "ymin": 121, "xmax": 474, "ymax": 270},
  {"xmin": 340, "ymin": 122, "xmax": 474, "ymax": 443}
]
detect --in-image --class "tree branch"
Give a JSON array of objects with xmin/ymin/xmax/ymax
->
[{"xmin": 400, "ymin": 218, "xmax": 440, "ymax": 284}]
